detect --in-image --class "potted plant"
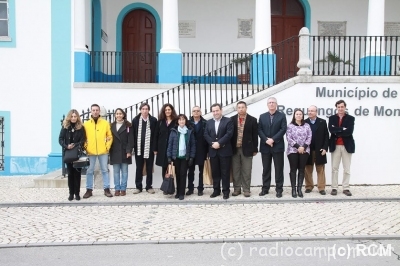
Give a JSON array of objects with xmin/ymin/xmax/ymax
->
[
  {"xmin": 317, "ymin": 51, "xmax": 354, "ymax": 75},
  {"xmin": 232, "ymin": 55, "xmax": 251, "ymax": 84}
]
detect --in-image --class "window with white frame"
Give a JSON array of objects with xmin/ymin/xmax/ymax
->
[{"xmin": 0, "ymin": 0, "xmax": 9, "ymax": 37}]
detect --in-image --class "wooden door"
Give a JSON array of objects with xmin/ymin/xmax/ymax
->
[
  {"xmin": 122, "ymin": 9, "xmax": 156, "ymax": 83},
  {"xmin": 271, "ymin": 0, "xmax": 304, "ymax": 84}
]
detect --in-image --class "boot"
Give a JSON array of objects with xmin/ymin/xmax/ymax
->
[
  {"xmin": 68, "ymin": 194, "xmax": 74, "ymax": 201},
  {"xmin": 104, "ymin": 188, "xmax": 113, "ymax": 197},
  {"xmin": 289, "ymin": 172, "xmax": 297, "ymax": 198},
  {"xmin": 75, "ymin": 194, "xmax": 81, "ymax": 201},
  {"xmin": 83, "ymin": 189, "xmax": 93, "ymax": 199},
  {"xmin": 297, "ymin": 172, "xmax": 305, "ymax": 198}
]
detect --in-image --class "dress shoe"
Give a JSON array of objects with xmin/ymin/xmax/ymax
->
[
  {"xmin": 305, "ymin": 189, "xmax": 312, "ymax": 193},
  {"xmin": 259, "ymin": 190, "xmax": 269, "ymax": 196},
  {"xmin": 147, "ymin": 188, "xmax": 155, "ymax": 194},
  {"xmin": 210, "ymin": 192, "xmax": 220, "ymax": 198},
  {"xmin": 68, "ymin": 194, "xmax": 74, "ymax": 201},
  {"xmin": 276, "ymin": 192, "xmax": 282, "ymax": 198},
  {"xmin": 120, "ymin": 191, "xmax": 126, "ymax": 196},
  {"xmin": 232, "ymin": 191, "xmax": 241, "ymax": 196},
  {"xmin": 185, "ymin": 190, "xmax": 194, "ymax": 196},
  {"xmin": 319, "ymin": 190, "xmax": 326, "ymax": 195},
  {"xmin": 83, "ymin": 189, "xmax": 93, "ymax": 199},
  {"xmin": 343, "ymin": 190, "xmax": 352, "ymax": 196},
  {"xmin": 104, "ymin": 188, "xmax": 113, "ymax": 197},
  {"xmin": 114, "ymin": 190, "xmax": 120, "ymax": 196},
  {"xmin": 223, "ymin": 194, "xmax": 229, "ymax": 200},
  {"xmin": 75, "ymin": 194, "xmax": 81, "ymax": 201},
  {"xmin": 198, "ymin": 191, "xmax": 204, "ymax": 196},
  {"xmin": 163, "ymin": 192, "xmax": 168, "ymax": 195},
  {"xmin": 243, "ymin": 192, "xmax": 251, "ymax": 197},
  {"xmin": 179, "ymin": 195, "xmax": 184, "ymax": 200},
  {"xmin": 175, "ymin": 194, "xmax": 179, "ymax": 199},
  {"xmin": 331, "ymin": 189, "xmax": 337, "ymax": 196},
  {"xmin": 132, "ymin": 188, "xmax": 142, "ymax": 194}
]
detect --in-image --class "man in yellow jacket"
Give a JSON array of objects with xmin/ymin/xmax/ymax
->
[{"xmin": 83, "ymin": 104, "xmax": 113, "ymax": 198}]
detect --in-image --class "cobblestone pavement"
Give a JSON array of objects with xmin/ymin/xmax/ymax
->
[{"xmin": 0, "ymin": 177, "xmax": 399, "ymax": 247}]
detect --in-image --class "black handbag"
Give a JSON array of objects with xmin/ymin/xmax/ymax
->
[
  {"xmin": 63, "ymin": 145, "xmax": 81, "ymax": 163},
  {"xmin": 160, "ymin": 177, "xmax": 175, "ymax": 195},
  {"xmin": 73, "ymin": 157, "xmax": 90, "ymax": 169}
]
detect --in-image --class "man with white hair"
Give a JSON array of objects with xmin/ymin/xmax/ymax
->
[{"xmin": 304, "ymin": 105, "xmax": 329, "ymax": 195}]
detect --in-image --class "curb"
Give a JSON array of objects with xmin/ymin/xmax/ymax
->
[
  {"xmin": 0, "ymin": 197, "xmax": 399, "ymax": 208},
  {"xmin": 1, "ymin": 235, "xmax": 399, "ymax": 248}
]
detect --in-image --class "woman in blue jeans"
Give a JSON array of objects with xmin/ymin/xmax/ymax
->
[{"xmin": 110, "ymin": 108, "xmax": 134, "ymax": 196}]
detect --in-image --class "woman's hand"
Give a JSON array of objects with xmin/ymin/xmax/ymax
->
[
  {"xmin": 297, "ymin": 146, "xmax": 305, "ymax": 154},
  {"xmin": 67, "ymin": 143, "xmax": 75, "ymax": 149}
]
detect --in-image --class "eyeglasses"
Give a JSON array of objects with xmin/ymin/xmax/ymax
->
[{"xmin": 192, "ymin": 110, "xmax": 201, "ymax": 112}]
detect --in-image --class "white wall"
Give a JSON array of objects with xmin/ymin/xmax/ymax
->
[{"xmin": 0, "ymin": 1, "xmax": 51, "ymax": 156}]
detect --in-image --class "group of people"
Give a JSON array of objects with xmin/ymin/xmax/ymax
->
[{"xmin": 59, "ymin": 97, "xmax": 355, "ymax": 201}]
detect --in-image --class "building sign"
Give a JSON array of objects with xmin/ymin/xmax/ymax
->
[
  {"xmin": 318, "ymin": 21, "xmax": 347, "ymax": 36},
  {"xmin": 238, "ymin": 19, "xmax": 253, "ymax": 38},
  {"xmin": 179, "ymin": 20, "xmax": 196, "ymax": 38},
  {"xmin": 385, "ymin": 22, "xmax": 400, "ymax": 36}
]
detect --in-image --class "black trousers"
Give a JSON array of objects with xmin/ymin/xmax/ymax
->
[
  {"xmin": 288, "ymin": 153, "xmax": 309, "ymax": 178},
  {"xmin": 174, "ymin": 158, "xmax": 188, "ymax": 196},
  {"xmin": 210, "ymin": 155, "xmax": 231, "ymax": 195},
  {"xmin": 135, "ymin": 153, "xmax": 154, "ymax": 190},
  {"xmin": 261, "ymin": 152, "xmax": 284, "ymax": 193},
  {"xmin": 66, "ymin": 163, "xmax": 81, "ymax": 195},
  {"xmin": 187, "ymin": 163, "xmax": 204, "ymax": 192}
]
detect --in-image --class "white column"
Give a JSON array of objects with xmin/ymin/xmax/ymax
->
[
  {"xmin": 297, "ymin": 27, "xmax": 312, "ymax": 76},
  {"xmin": 366, "ymin": 0, "xmax": 385, "ymax": 55},
  {"xmin": 253, "ymin": 0, "xmax": 271, "ymax": 53},
  {"xmin": 74, "ymin": 0, "xmax": 87, "ymax": 52},
  {"xmin": 160, "ymin": 0, "xmax": 181, "ymax": 53}
]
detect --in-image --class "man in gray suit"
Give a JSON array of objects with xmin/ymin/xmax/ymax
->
[
  {"xmin": 258, "ymin": 97, "xmax": 287, "ymax": 198},
  {"xmin": 204, "ymin": 103, "xmax": 234, "ymax": 199}
]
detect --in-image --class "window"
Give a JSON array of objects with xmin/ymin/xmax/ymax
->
[{"xmin": 0, "ymin": 0, "xmax": 8, "ymax": 38}]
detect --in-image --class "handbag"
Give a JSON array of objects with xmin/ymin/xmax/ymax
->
[
  {"xmin": 203, "ymin": 158, "xmax": 213, "ymax": 185},
  {"xmin": 73, "ymin": 157, "xmax": 90, "ymax": 169},
  {"xmin": 160, "ymin": 164, "xmax": 175, "ymax": 194},
  {"xmin": 63, "ymin": 145, "xmax": 81, "ymax": 163}
]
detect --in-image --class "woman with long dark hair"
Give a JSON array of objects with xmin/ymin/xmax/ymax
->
[
  {"xmin": 110, "ymin": 108, "xmax": 134, "ymax": 196},
  {"xmin": 154, "ymin": 103, "xmax": 178, "ymax": 180},
  {"xmin": 166, "ymin": 114, "xmax": 196, "ymax": 200},
  {"xmin": 286, "ymin": 109, "xmax": 312, "ymax": 198},
  {"xmin": 59, "ymin": 109, "xmax": 86, "ymax": 201}
]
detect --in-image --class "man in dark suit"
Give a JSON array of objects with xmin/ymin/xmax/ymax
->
[
  {"xmin": 328, "ymin": 100, "xmax": 355, "ymax": 197},
  {"xmin": 131, "ymin": 103, "xmax": 158, "ymax": 194},
  {"xmin": 258, "ymin": 97, "xmax": 287, "ymax": 198},
  {"xmin": 304, "ymin": 105, "xmax": 329, "ymax": 195},
  {"xmin": 230, "ymin": 101, "xmax": 258, "ymax": 197},
  {"xmin": 187, "ymin": 106, "xmax": 208, "ymax": 196},
  {"xmin": 204, "ymin": 103, "xmax": 234, "ymax": 199}
]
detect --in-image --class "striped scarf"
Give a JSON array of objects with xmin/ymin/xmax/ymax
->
[{"xmin": 137, "ymin": 117, "xmax": 151, "ymax": 158}]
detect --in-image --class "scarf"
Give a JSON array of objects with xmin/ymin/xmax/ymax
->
[
  {"xmin": 178, "ymin": 126, "xmax": 188, "ymax": 157},
  {"xmin": 137, "ymin": 117, "xmax": 151, "ymax": 158}
]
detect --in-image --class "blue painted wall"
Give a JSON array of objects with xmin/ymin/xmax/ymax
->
[{"xmin": 48, "ymin": 0, "xmax": 71, "ymax": 172}]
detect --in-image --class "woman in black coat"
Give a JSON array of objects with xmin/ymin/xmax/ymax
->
[
  {"xmin": 110, "ymin": 108, "xmax": 134, "ymax": 196},
  {"xmin": 153, "ymin": 103, "xmax": 177, "ymax": 177},
  {"xmin": 59, "ymin": 109, "xmax": 86, "ymax": 201}
]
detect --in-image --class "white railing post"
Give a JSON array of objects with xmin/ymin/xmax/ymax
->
[{"xmin": 297, "ymin": 27, "xmax": 312, "ymax": 78}]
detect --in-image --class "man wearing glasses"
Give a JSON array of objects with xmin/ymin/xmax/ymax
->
[
  {"xmin": 258, "ymin": 97, "xmax": 287, "ymax": 198},
  {"xmin": 187, "ymin": 106, "xmax": 208, "ymax": 196}
]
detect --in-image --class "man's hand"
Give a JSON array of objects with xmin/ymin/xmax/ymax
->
[
  {"xmin": 298, "ymin": 147, "xmax": 305, "ymax": 154},
  {"xmin": 253, "ymin": 152, "xmax": 257, "ymax": 156},
  {"xmin": 126, "ymin": 153, "xmax": 131, "ymax": 158},
  {"xmin": 320, "ymin": 149, "xmax": 326, "ymax": 156},
  {"xmin": 266, "ymin": 138, "xmax": 274, "ymax": 147},
  {"xmin": 154, "ymin": 151, "xmax": 158, "ymax": 155},
  {"xmin": 211, "ymin": 142, "xmax": 220, "ymax": 149}
]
